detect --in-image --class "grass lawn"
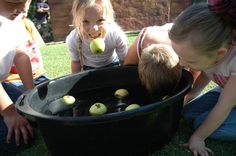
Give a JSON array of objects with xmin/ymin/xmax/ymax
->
[{"xmin": 2, "ymin": 32, "xmax": 236, "ymax": 156}]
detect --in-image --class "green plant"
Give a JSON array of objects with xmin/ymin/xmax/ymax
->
[{"xmin": 28, "ymin": 0, "xmax": 36, "ymax": 21}]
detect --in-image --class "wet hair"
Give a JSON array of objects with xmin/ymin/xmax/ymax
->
[
  {"xmin": 169, "ymin": 3, "xmax": 234, "ymax": 55},
  {"xmin": 138, "ymin": 44, "xmax": 182, "ymax": 96},
  {"xmin": 71, "ymin": 0, "xmax": 115, "ymax": 27}
]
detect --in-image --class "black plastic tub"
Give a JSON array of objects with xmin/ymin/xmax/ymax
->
[{"xmin": 16, "ymin": 66, "xmax": 193, "ymax": 156}]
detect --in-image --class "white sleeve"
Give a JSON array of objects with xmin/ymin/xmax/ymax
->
[
  {"xmin": 65, "ymin": 29, "xmax": 80, "ymax": 62},
  {"xmin": 113, "ymin": 24, "xmax": 128, "ymax": 61},
  {"xmin": 0, "ymin": 16, "xmax": 16, "ymax": 81},
  {"xmin": 0, "ymin": 50, "xmax": 15, "ymax": 82}
]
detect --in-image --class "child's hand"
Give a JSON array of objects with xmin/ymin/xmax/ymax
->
[
  {"xmin": 1, "ymin": 104, "xmax": 33, "ymax": 145},
  {"xmin": 182, "ymin": 135, "xmax": 214, "ymax": 156}
]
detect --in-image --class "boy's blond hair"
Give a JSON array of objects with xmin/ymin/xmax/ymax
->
[
  {"xmin": 138, "ymin": 44, "xmax": 182, "ymax": 96},
  {"xmin": 72, "ymin": 0, "xmax": 115, "ymax": 27}
]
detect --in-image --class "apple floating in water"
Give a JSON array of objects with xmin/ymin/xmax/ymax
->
[
  {"xmin": 89, "ymin": 38, "xmax": 105, "ymax": 54},
  {"xmin": 61, "ymin": 95, "xmax": 76, "ymax": 105},
  {"xmin": 48, "ymin": 95, "xmax": 75, "ymax": 114},
  {"xmin": 125, "ymin": 104, "xmax": 140, "ymax": 111},
  {"xmin": 114, "ymin": 89, "xmax": 129, "ymax": 99},
  {"xmin": 89, "ymin": 102, "xmax": 107, "ymax": 116}
]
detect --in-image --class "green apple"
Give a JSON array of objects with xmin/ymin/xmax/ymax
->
[
  {"xmin": 114, "ymin": 89, "xmax": 129, "ymax": 99},
  {"xmin": 89, "ymin": 38, "xmax": 105, "ymax": 54},
  {"xmin": 61, "ymin": 95, "xmax": 75, "ymax": 105},
  {"xmin": 89, "ymin": 102, "xmax": 107, "ymax": 116},
  {"xmin": 125, "ymin": 104, "xmax": 140, "ymax": 111}
]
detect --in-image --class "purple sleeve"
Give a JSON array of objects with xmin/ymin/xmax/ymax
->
[
  {"xmin": 36, "ymin": 3, "xmax": 49, "ymax": 9},
  {"xmin": 43, "ymin": 3, "xmax": 49, "ymax": 8}
]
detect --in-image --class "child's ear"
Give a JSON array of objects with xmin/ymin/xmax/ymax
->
[{"xmin": 216, "ymin": 47, "xmax": 228, "ymax": 60}]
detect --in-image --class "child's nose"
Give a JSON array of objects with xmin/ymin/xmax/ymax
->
[{"xmin": 91, "ymin": 24, "xmax": 99, "ymax": 31}]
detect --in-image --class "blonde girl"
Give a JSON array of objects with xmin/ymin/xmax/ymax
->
[{"xmin": 66, "ymin": 0, "xmax": 128, "ymax": 72}]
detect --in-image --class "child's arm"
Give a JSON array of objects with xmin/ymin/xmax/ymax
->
[
  {"xmin": 65, "ymin": 29, "xmax": 81, "ymax": 73},
  {"xmin": 14, "ymin": 48, "xmax": 34, "ymax": 90},
  {"xmin": 184, "ymin": 71, "xmax": 210, "ymax": 104},
  {"xmin": 0, "ymin": 84, "xmax": 33, "ymax": 145},
  {"xmin": 0, "ymin": 48, "xmax": 34, "ymax": 145},
  {"xmin": 186, "ymin": 75, "xmax": 236, "ymax": 155},
  {"xmin": 0, "ymin": 84, "xmax": 13, "ymax": 111},
  {"xmin": 112, "ymin": 24, "xmax": 128, "ymax": 65},
  {"xmin": 71, "ymin": 61, "xmax": 81, "ymax": 74},
  {"xmin": 124, "ymin": 36, "xmax": 139, "ymax": 65}
]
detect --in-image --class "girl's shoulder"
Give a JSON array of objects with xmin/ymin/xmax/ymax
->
[
  {"xmin": 66, "ymin": 29, "xmax": 79, "ymax": 42},
  {"xmin": 67, "ymin": 29, "xmax": 78, "ymax": 38},
  {"xmin": 144, "ymin": 25, "xmax": 171, "ymax": 45},
  {"xmin": 106, "ymin": 23, "xmax": 127, "ymax": 40},
  {"xmin": 146, "ymin": 23, "xmax": 173, "ymax": 33},
  {"xmin": 107, "ymin": 23, "xmax": 125, "ymax": 34}
]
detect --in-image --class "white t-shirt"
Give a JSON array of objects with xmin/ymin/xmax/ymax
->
[
  {"xmin": 66, "ymin": 23, "xmax": 128, "ymax": 68},
  {"xmin": 4, "ymin": 14, "xmax": 46, "ymax": 83},
  {"xmin": 204, "ymin": 46, "xmax": 236, "ymax": 88},
  {"xmin": 0, "ymin": 16, "xmax": 20, "ymax": 81}
]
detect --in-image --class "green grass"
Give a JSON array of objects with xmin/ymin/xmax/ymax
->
[
  {"xmin": 40, "ymin": 43, "xmax": 71, "ymax": 78},
  {"xmin": 2, "ymin": 32, "xmax": 236, "ymax": 156}
]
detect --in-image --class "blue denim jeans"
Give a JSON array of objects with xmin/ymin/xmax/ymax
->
[
  {"xmin": 0, "ymin": 83, "xmax": 31, "ymax": 152},
  {"xmin": 183, "ymin": 87, "xmax": 236, "ymax": 142},
  {"xmin": 9, "ymin": 75, "xmax": 49, "ymax": 90},
  {"xmin": 1, "ymin": 82, "xmax": 23, "ymax": 103}
]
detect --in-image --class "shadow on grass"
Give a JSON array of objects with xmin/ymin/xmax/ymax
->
[
  {"xmin": 1, "ymin": 119, "xmax": 235, "ymax": 156},
  {"xmin": 0, "ymin": 130, "xmax": 49, "ymax": 156}
]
